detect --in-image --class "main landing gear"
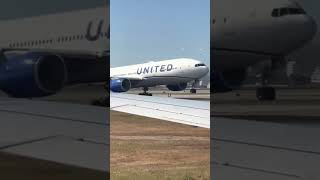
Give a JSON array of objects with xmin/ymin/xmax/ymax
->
[
  {"xmin": 139, "ymin": 87, "xmax": 152, "ymax": 96},
  {"xmin": 256, "ymin": 70, "xmax": 276, "ymax": 101},
  {"xmin": 256, "ymin": 86, "xmax": 276, "ymax": 101},
  {"xmin": 190, "ymin": 80, "xmax": 199, "ymax": 94},
  {"xmin": 255, "ymin": 56, "xmax": 285, "ymax": 101},
  {"xmin": 190, "ymin": 88, "xmax": 197, "ymax": 94}
]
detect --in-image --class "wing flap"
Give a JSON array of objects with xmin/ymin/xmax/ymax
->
[
  {"xmin": 3, "ymin": 136, "xmax": 108, "ymax": 171},
  {"xmin": 0, "ymin": 98, "xmax": 109, "ymax": 172},
  {"xmin": 111, "ymin": 93, "xmax": 210, "ymax": 128}
]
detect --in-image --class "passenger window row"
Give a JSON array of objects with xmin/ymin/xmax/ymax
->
[
  {"xmin": 9, "ymin": 31, "xmax": 109, "ymax": 48},
  {"xmin": 272, "ymin": 7, "xmax": 306, "ymax": 17}
]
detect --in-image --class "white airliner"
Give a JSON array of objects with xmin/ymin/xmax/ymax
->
[
  {"xmin": 0, "ymin": 6, "xmax": 109, "ymax": 98},
  {"xmin": 110, "ymin": 58, "xmax": 209, "ymax": 95},
  {"xmin": 212, "ymin": 0, "xmax": 317, "ymax": 100},
  {"xmin": 110, "ymin": 60, "xmax": 210, "ymax": 130}
]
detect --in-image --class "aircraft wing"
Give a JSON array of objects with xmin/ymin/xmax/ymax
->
[
  {"xmin": 0, "ymin": 97, "xmax": 108, "ymax": 172},
  {"xmin": 110, "ymin": 93, "xmax": 210, "ymax": 128}
]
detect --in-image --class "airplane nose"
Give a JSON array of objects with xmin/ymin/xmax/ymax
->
[
  {"xmin": 309, "ymin": 16, "xmax": 317, "ymax": 39},
  {"xmin": 203, "ymin": 65, "xmax": 209, "ymax": 75},
  {"xmin": 302, "ymin": 15, "xmax": 317, "ymax": 43},
  {"xmin": 287, "ymin": 15, "xmax": 318, "ymax": 51}
]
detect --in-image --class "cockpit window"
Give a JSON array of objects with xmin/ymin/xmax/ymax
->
[
  {"xmin": 280, "ymin": 8, "xmax": 289, "ymax": 16},
  {"xmin": 289, "ymin": 8, "xmax": 306, "ymax": 15},
  {"xmin": 271, "ymin": 7, "xmax": 306, "ymax": 17},
  {"xmin": 195, "ymin": 63, "xmax": 206, "ymax": 67},
  {"xmin": 272, "ymin": 9, "xmax": 279, "ymax": 17}
]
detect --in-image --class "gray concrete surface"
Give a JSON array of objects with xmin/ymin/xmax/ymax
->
[{"xmin": 212, "ymin": 88, "xmax": 320, "ymax": 180}]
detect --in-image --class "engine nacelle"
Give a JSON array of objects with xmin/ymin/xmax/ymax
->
[
  {"xmin": 110, "ymin": 78, "xmax": 131, "ymax": 92},
  {"xmin": 166, "ymin": 83, "xmax": 187, "ymax": 91},
  {"xmin": 0, "ymin": 52, "xmax": 67, "ymax": 97},
  {"xmin": 212, "ymin": 69, "xmax": 246, "ymax": 93}
]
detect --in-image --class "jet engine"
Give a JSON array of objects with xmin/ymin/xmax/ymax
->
[
  {"xmin": 0, "ymin": 52, "xmax": 67, "ymax": 97},
  {"xmin": 110, "ymin": 78, "xmax": 131, "ymax": 92},
  {"xmin": 166, "ymin": 83, "xmax": 187, "ymax": 91}
]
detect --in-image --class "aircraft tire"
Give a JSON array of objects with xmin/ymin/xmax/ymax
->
[
  {"xmin": 256, "ymin": 87, "xmax": 276, "ymax": 101},
  {"xmin": 139, "ymin": 92, "xmax": 153, "ymax": 96},
  {"xmin": 190, "ymin": 89, "xmax": 197, "ymax": 94}
]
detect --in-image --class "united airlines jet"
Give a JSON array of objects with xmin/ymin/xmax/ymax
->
[
  {"xmin": 110, "ymin": 58, "xmax": 209, "ymax": 95},
  {"xmin": 0, "ymin": 6, "xmax": 109, "ymax": 97},
  {"xmin": 212, "ymin": 0, "xmax": 317, "ymax": 100}
]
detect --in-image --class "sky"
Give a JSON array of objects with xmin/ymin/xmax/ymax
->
[{"xmin": 110, "ymin": 0, "xmax": 210, "ymax": 67}]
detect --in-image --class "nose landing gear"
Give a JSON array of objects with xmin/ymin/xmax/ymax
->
[
  {"xmin": 256, "ymin": 71, "xmax": 276, "ymax": 101},
  {"xmin": 190, "ymin": 80, "xmax": 199, "ymax": 94},
  {"xmin": 255, "ymin": 56, "xmax": 285, "ymax": 101},
  {"xmin": 190, "ymin": 88, "xmax": 197, "ymax": 94},
  {"xmin": 256, "ymin": 86, "xmax": 276, "ymax": 101}
]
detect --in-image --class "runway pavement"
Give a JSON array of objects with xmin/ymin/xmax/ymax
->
[{"xmin": 212, "ymin": 88, "xmax": 320, "ymax": 180}]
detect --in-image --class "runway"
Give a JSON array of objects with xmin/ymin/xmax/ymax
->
[{"xmin": 212, "ymin": 88, "xmax": 320, "ymax": 179}]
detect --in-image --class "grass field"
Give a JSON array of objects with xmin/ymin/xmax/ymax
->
[
  {"xmin": 110, "ymin": 111, "xmax": 210, "ymax": 180},
  {"xmin": 0, "ymin": 152, "xmax": 108, "ymax": 180}
]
